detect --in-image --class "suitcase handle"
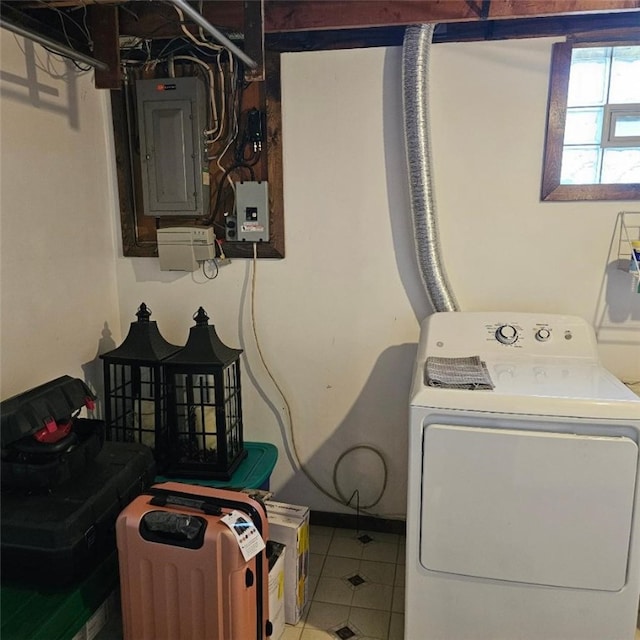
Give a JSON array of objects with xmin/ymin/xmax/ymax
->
[
  {"xmin": 148, "ymin": 486, "xmax": 266, "ymax": 534},
  {"xmin": 140, "ymin": 511, "xmax": 207, "ymax": 549},
  {"xmin": 149, "ymin": 492, "xmax": 222, "ymax": 516}
]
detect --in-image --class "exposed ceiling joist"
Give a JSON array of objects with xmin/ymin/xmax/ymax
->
[
  {"xmin": 2, "ymin": 0, "xmax": 638, "ymax": 93},
  {"xmin": 261, "ymin": 0, "xmax": 640, "ymax": 32}
]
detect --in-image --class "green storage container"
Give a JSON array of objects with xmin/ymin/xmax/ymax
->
[
  {"xmin": 157, "ymin": 441, "xmax": 278, "ymax": 490},
  {"xmin": 1, "ymin": 552, "xmax": 118, "ymax": 640}
]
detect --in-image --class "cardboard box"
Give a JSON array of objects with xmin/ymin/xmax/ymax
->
[
  {"xmin": 268, "ymin": 541, "xmax": 286, "ymax": 640},
  {"xmin": 71, "ymin": 590, "xmax": 117, "ymax": 640},
  {"xmin": 266, "ymin": 500, "xmax": 310, "ymax": 625}
]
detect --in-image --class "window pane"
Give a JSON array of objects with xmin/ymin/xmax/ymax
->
[
  {"xmin": 564, "ymin": 107, "xmax": 603, "ymax": 144},
  {"xmin": 609, "ymin": 46, "xmax": 640, "ymax": 104},
  {"xmin": 560, "ymin": 146, "xmax": 600, "ymax": 184},
  {"xmin": 614, "ymin": 114, "xmax": 640, "ymax": 138},
  {"xmin": 567, "ymin": 47, "xmax": 610, "ymax": 107},
  {"xmin": 601, "ymin": 148, "xmax": 640, "ymax": 183},
  {"xmin": 543, "ymin": 41, "xmax": 640, "ymax": 200}
]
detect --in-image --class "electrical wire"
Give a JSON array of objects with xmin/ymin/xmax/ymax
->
[
  {"xmin": 249, "ymin": 243, "xmax": 389, "ymax": 514},
  {"xmin": 34, "ymin": 0, "xmax": 93, "ymax": 71},
  {"xmin": 202, "ymin": 259, "xmax": 219, "ymax": 280},
  {"xmin": 204, "ymin": 163, "xmax": 255, "ymax": 230},
  {"xmin": 12, "ymin": 34, "xmax": 90, "ymax": 79},
  {"xmin": 215, "ymin": 238, "xmax": 227, "ymax": 260},
  {"xmin": 172, "ymin": 2, "xmax": 224, "ymax": 54},
  {"xmin": 41, "ymin": 44, "xmax": 92, "ymax": 72},
  {"xmin": 333, "ymin": 445, "xmax": 388, "ymax": 509},
  {"xmin": 36, "ymin": 0, "xmax": 92, "ymax": 42},
  {"xmin": 170, "ymin": 2, "xmax": 228, "ymax": 146},
  {"xmin": 206, "ymin": 56, "xmax": 243, "ymax": 226},
  {"xmin": 170, "ymin": 55, "xmax": 221, "ymax": 139},
  {"xmin": 211, "ymin": 53, "xmax": 240, "ymax": 165}
]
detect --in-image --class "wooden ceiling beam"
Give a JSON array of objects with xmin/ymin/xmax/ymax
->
[
  {"xmin": 244, "ymin": 0, "xmax": 265, "ymax": 81},
  {"xmin": 262, "ymin": 0, "xmax": 640, "ymax": 32},
  {"xmin": 488, "ymin": 0, "xmax": 640, "ymax": 19},
  {"xmin": 88, "ymin": 4, "xmax": 121, "ymax": 89},
  {"xmin": 117, "ymin": 0, "xmax": 640, "ymax": 39},
  {"xmin": 264, "ymin": 1, "xmax": 478, "ymax": 32}
]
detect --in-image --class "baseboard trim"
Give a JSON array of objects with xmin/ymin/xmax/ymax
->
[{"xmin": 310, "ymin": 510, "xmax": 406, "ymax": 535}]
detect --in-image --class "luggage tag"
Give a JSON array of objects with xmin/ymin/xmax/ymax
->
[{"xmin": 221, "ymin": 510, "xmax": 266, "ymax": 561}]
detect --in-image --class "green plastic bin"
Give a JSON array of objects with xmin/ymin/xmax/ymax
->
[
  {"xmin": 156, "ymin": 441, "xmax": 278, "ymax": 489},
  {"xmin": 1, "ymin": 552, "xmax": 118, "ymax": 640}
]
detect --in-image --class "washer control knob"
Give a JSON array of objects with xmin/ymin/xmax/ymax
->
[
  {"xmin": 535, "ymin": 328, "xmax": 551, "ymax": 342},
  {"xmin": 495, "ymin": 324, "xmax": 518, "ymax": 345}
]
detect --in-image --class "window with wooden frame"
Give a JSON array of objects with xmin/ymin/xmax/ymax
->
[{"xmin": 542, "ymin": 40, "xmax": 640, "ymax": 201}]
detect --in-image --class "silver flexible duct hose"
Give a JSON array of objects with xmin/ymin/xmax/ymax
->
[{"xmin": 402, "ymin": 24, "xmax": 459, "ymax": 313}]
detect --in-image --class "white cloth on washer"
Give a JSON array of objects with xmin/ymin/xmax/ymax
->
[{"xmin": 424, "ymin": 356, "xmax": 494, "ymax": 390}]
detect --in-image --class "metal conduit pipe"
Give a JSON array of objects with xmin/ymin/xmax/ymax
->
[
  {"xmin": 168, "ymin": 0, "xmax": 257, "ymax": 70},
  {"xmin": 402, "ymin": 24, "xmax": 459, "ymax": 313},
  {"xmin": 0, "ymin": 17, "xmax": 109, "ymax": 71}
]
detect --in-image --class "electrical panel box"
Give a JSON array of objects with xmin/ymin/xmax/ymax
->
[
  {"xmin": 235, "ymin": 181, "xmax": 269, "ymax": 242},
  {"xmin": 136, "ymin": 77, "xmax": 209, "ymax": 218},
  {"xmin": 156, "ymin": 226, "xmax": 215, "ymax": 271}
]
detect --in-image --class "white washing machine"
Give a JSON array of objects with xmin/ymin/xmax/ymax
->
[{"xmin": 406, "ymin": 312, "xmax": 640, "ymax": 640}]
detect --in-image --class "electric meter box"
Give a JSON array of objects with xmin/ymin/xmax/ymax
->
[{"xmin": 136, "ymin": 76, "xmax": 209, "ymax": 218}]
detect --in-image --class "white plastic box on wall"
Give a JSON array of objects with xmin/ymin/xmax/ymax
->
[
  {"xmin": 265, "ymin": 500, "xmax": 310, "ymax": 625},
  {"xmin": 268, "ymin": 541, "xmax": 286, "ymax": 640}
]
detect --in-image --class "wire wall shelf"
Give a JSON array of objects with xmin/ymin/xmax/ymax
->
[{"xmin": 618, "ymin": 211, "xmax": 640, "ymax": 292}]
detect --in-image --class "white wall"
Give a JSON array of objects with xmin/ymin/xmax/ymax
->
[
  {"xmin": 428, "ymin": 38, "xmax": 640, "ymax": 381},
  {"xmin": 0, "ymin": 32, "xmax": 121, "ymax": 404},
  {"xmin": 115, "ymin": 39, "xmax": 640, "ymax": 517},
  {"xmin": 114, "ymin": 45, "xmax": 418, "ymax": 517},
  {"xmin": 2, "ymin": 33, "xmax": 638, "ymax": 517}
]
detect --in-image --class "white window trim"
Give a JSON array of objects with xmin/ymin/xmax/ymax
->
[{"xmin": 602, "ymin": 103, "xmax": 640, "ymax": 147}]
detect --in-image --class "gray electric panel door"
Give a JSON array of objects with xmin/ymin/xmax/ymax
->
[{"xmin": 136, "ymin": 77, "xmax": 209, "ymax": 217}]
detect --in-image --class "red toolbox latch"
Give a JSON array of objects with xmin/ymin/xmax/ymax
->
[{"xmin": 34, "ymin": 418, "xmax": 73, "ymax": 443}]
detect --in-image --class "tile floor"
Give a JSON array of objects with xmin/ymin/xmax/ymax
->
[
  {"xmin": 94, "ymin": 524, "xmax": 405, "ymax": 640},
  {"xmin": 282, "ymin": 525, "xmax": 405, "ymax": 640},
  {"xmin": 96, "ymin": 524, "xmax": 639, "ymax": 640}
]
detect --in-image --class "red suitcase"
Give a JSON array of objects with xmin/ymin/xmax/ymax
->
[{"xmin": 116, "ymin": 481, "xmax": 271, "ymax": 640}]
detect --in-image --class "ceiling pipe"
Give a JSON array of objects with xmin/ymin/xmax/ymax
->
[
  {"xmin": 167, "ymin": 0, "xmax": 258, "ymax": 70},
  {"xmin": 0, "ymin": 16, "xmax": 109, "ymax": 71}
]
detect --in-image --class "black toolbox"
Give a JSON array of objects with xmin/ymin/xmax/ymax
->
[
  {"xmin": 1, "ymin": 440, "xmax": 156, "ymax": 587},
  {"xmin": 1, "ymin": 376, "xmax": 104, "ymax": 490}
]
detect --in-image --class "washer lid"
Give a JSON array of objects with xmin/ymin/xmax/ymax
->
[{"xmin": 411, "ymin": 359, "xmax": 640, "ymax": 420}]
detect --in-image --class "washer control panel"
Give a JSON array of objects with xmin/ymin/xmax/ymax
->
[
  {"xmin": 488, "ymin": 321, "xmax": 559, "ymax": 348},
  {"xmin": 423, "ymin": 312, "xmax": 598, "ymax": 360},
  {"xmin": 495, "ymin": 324, "xmax": 519, "ymax": 345},
  {"xmin": 535, "ymin": 328, "xmax": 551, "ymax": 342}
]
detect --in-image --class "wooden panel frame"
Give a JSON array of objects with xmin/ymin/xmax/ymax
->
[
  {"xmin": 541, "ymin": 41, "xmax": 640, "ymax": 201},
  {"xmin": 112, "ymin": 51, "xmax": 284, "ymax": 259}
]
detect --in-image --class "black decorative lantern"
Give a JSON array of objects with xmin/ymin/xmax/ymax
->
[
  {"xmin": 163, "ymin": 307, "xmax": 247, "ymax": 479},
  {"xmin": 100, "ymin": 303, "xmax": 181, "ymax": 469}
]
